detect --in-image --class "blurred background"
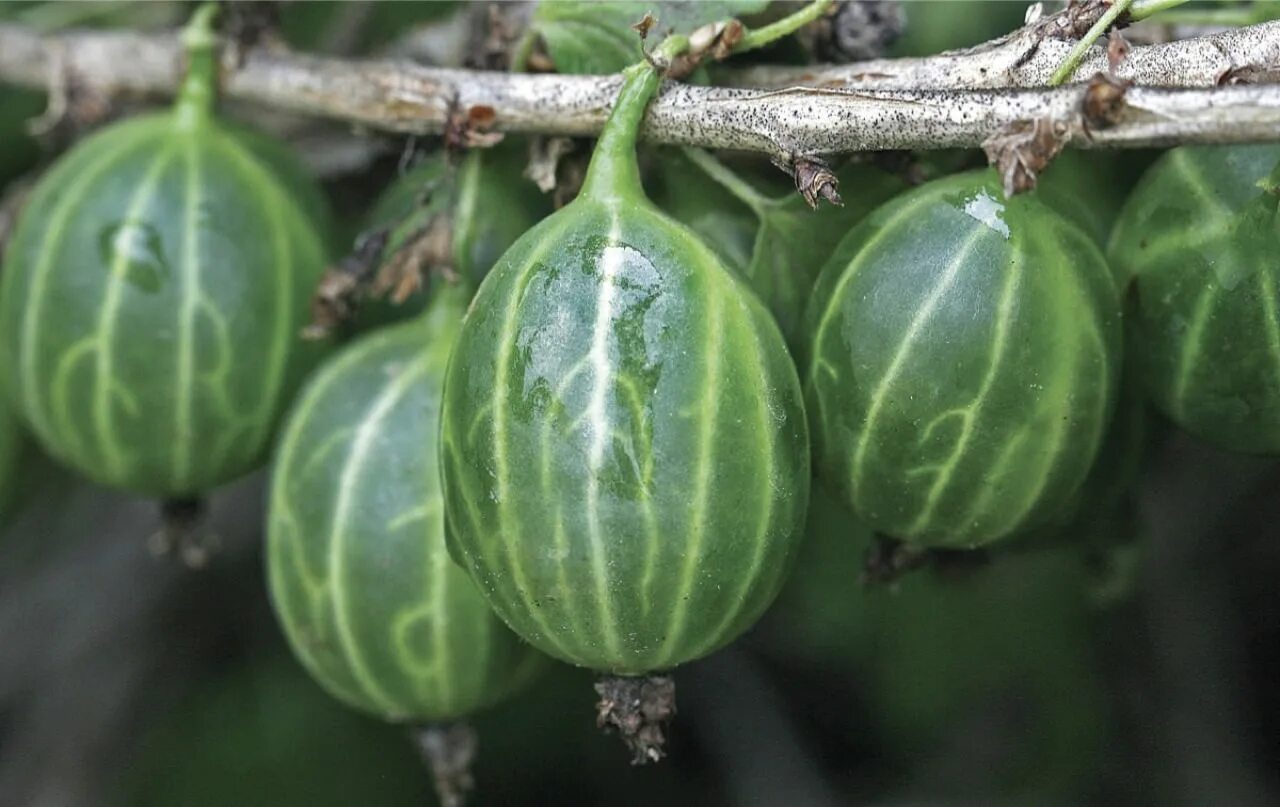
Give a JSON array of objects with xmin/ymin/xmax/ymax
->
[{"xmin": 3, "ymin": 2, "xmax": 1280, "ymax": 805}]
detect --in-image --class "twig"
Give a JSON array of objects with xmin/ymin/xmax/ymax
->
[
  {"xmin": 724, "ymin": 19, "xmax": 1280, "ymax": 90},
  {"xmin": 0, "ymin": 22, "xmax": 1278, "ymax": 163}
]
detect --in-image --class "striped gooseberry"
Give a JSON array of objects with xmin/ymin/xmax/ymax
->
[
  {"xmin": 267, "ymin": 285, "xmax": 545, "ymax": 799},
  {"xmin": 439, "ymin": 40, "xmax": 809, "ymax": 761},
  {"xmin": 805, "ymin": 169, "xmax": 1122, "ymax": 549},
  {"xmin": 0, "ymin": 7, "xmax": 330, "ymax": 498},
  {"xmin": 1108, "ymin": 144, "xmax": 1280, "ymax": 454}
]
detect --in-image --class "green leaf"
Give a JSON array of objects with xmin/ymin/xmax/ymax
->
[{"xmin": 530, "ymin": 0, "xmax": 771, "ymax": 74}]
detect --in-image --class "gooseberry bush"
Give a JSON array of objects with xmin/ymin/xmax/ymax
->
[{"xmin": 2, "ymin": 1, "xmax": 1280, "ymax": 805}]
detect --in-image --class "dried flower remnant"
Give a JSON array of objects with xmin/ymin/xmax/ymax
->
[{"xmin": 595, "ymin": 675, "xmax": 678, "ymax": 765}]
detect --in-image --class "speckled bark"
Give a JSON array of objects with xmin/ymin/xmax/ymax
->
[
  {"xmin": 728, "ymin": 19, "xmax": 1280, "ymax": 91},
  {"xmin": 0, "ymin": 22, "xmax": 1278, "ymax": 160}
]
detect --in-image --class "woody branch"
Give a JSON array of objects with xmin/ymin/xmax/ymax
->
[{"xmin": 0, "ymin": 19, "xmax": 1278, "ymax": 165}]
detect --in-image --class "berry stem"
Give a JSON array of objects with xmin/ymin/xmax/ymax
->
[
  {"xmin": 680, "ymin": 146, "xmax": 772, "ymax": 217},
  {"xmin": 734, "ymin": 0, "xmax": 835, "ymax": 54},
  {"xmin": 174, "ymin": 2, "xmax": 220, "ymax": 129},
  {"xmin": 578, "ymin": 34, "xmax": 688, "ymax": 204}
]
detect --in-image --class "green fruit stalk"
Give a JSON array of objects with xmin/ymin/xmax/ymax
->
[
  {"xmin": 439, "ymin": 38, "xmax": 809, "ymax": 759},
  {"xmin": 805, "ymin": 170, "xmax": 1121, "ymax": 549},
  {"xmin": 0, "ymin": 8, "xmax": 330, "ymax": 497},
  {"xmin": 1109, "ymin": 144, "xmax": 1280, "ymax": 454},
  {"xmin": 268, "ymin": 285, "xmax": 543, "ymax": 724}
]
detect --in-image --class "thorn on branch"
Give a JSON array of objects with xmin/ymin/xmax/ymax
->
[
  {"xmin": 983, "ymin": 117, "xmax": 1069, "ymax": 197},
  {"xmin": 776, "ymin": 155, "xmax": 842, "ymax": 209},
  {"xmin": 397, "ymin": 134, "xmax": 426, "ymax": 176},
  {"xmin": 1082, "ymin": 72, "xmax": 1132, "ymax": 134},
  {"xmin": 1107, "ymin": 29, "xmax": 1131, "ymax": 72}
]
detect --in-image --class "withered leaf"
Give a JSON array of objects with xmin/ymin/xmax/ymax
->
[
  {"xmin": 709, "ymin": 19, "xmax": 745, "ymax": 60},
  {"xmin": 372, "ymin": 215, "xmax": 455, "ymax": 305},
  {"xmin": 630, "ymin": 13, "xmax": 656, "ymax": 38},
  {"xmin": 983, "ymin": 118, "xmax": 1069, "ymax": 197},
  {"xmin": 303, "ymin": 229, "xmax": 390, "ymax": 340}
]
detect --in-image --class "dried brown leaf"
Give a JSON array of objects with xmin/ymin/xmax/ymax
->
[
  {"xmin": 669, "ymin": 18, "xmax": 744, "ymax": 80},
  {"xmin": 372, "ymin": 215, "xmax": 454, "ymax": 304},
  {"xmin": 631, "ymin": 13, "xmax": 656, "ymax": 39},
  {"xmin": 983, "ymin": 117, "xmax": 1069, "ymax": 197},
  {"xmin": 709, "ymin": 19, "xmax": 744, "ymax": 61},
  {"xmin": 688, "ymin": 20, "xmax": 727, "ymax": 56},
  {"xmin": 303, "ymin": 229, "xmax": 390, "ymax": 340}
]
